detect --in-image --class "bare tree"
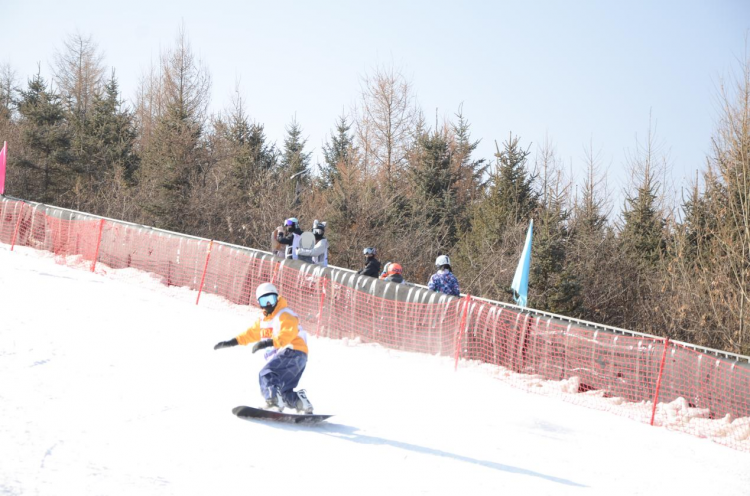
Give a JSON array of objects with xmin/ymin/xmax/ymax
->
[
  {"xmin": 133, "ymin": 61, "xmax": 164, "ymax": 153},
  {"xmin": 354, "ymin": 63, "xmax": 418, "ymax": 184},
  {"xmin": 708, "ymin": 47, "xmax": 750, "ymax": 351},
  {"xmin": 160, "ymin": 22, "xmax": 211, "ymax": 129},
  {"xmin": 52, "ymin": 32, "xmax": 105, "ymax": 119},
  {"xmin": 0, "ymin": 62, "xmax": 18, "ymax": 120}
]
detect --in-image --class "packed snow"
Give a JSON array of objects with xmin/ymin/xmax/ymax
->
[{"xmin": 1, "ymin": 244, "xmax": 748, "ymax": 496}]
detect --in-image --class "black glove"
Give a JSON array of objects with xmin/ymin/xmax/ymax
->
[
  {"xmin": 252, "ymin": 339, "xmax": 274, "ymax": 354},
  {"xmin": 214, "ymin": 338, "xmax": 238, "ymax": 350}
]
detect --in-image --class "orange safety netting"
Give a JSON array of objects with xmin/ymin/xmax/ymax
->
[{"xmin": 2, "ymin": 197, "xmax": 749, "ymax": 452}]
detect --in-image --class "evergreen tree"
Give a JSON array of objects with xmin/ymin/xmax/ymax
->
[
  {"xmin": 567, "ymin": 142, "xmax": 616, "ymax": 322},
  {"xmin": 321, "ymin": 113, "xmax": 355, "ymax": 188},
  {"xmin": 620, "ymin": 178, "xmax": 665, "ymax": 265},
  {"xmin": 82, "ymin": 73, "xmax": 139, "ymax": 185},
  {"xmin": 472, "ymin": 133, "xmax": 537, "ymax": 240},
  {"xmin": 280, "ymin": 117, "xmax": 311, "ymax": 206},
  {"xmin": 454, "ymin": 133, "xmax": 537, "ymax": 299},
  {"xmin": 15, "ymin": 72, "xmax": 72, "ymax": 203},
  {"xmin": 398, "ymin": 126, "xmax": 460, "ymax": 276},
  {"xmin": 530, "ymin": 142, "xmax": 581, "ymax": 314},
  {"xmin": 450, "ymin": 108, "xmax": 487, "ymax": 209},
  {"xmin": 221, "ymin": 95, "xmax": 276, "ymax": 195},
  {"xmin": 408, "ymin": 127, "xmax": 459, "ymax": 232},
  {"xmin": 492, "ymin": 133, "xmax": 537, "ymax": 228},
  {"xmin": 248, "ymin": 123, "xmax": 278, "ymax": 173}
]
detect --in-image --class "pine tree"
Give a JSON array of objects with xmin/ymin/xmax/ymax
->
[
  {"xmin": 620, "ymin": 179, "xmax": 665, "ymax": 265},
  {"xmin": 454, "ymin": 133, "xmax": 537, "ymax": 299},
  {"xmin": 568, "ymin": 140, "xmax": 616, "ymax": 322},
  {"xmin": 530, "ymin": 140, "xmax": 581, "ymax": 314},
  {"xmin": 493, "ymin": 133, "xmax": 537, "ymax": 228},
  {"xmin": 15, "ymin": 72, "xmax": 72, "ymax": 203},
  {"xmin": 472, "ymin": 133, "xmax": 537, "ymax": 241},
  {"xmin": 84, "ymin": 74, "xmax": 139, "ymax": 183},
  {"xmin": 450, "ymin": 108, "xmax": 487, "ymax": 233},
  {"xmin": 280, "ymin": 117, "xmax": 311, "ymax": 206},
  {"xmin": 408, "ymin": 127, "xmax": 458, "ymax": 230},
  {"xmin": 321, "ymin": 114, "xmax": 356, "ymax": 188}
]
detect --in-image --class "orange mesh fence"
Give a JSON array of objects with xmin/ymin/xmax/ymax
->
[{"xmin": 2, "ymin": 196, "xmax": 749, "ymax": 452}]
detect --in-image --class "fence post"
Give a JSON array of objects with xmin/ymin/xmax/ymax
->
[
  {"xmin": 316, "ymin": 276, "xmax": 327, "ymax": 337},
  {"xmin": 650, "ymin": 337, "xmax": 670, "ymax": 426},
  {"xmin": 91, "ymin": 219, "xmax": 105, "ymax": 272},
  {"xmin": 195, "ymin": 240, "xmax": 213, "ymax": 305},
  {"xmin": 10, "ymin": 202, "xmax": 24, "ymax": 251},
  {"xmin": 270, "ymin": 261, "xmax": 280, "ymax": 285},
  {"xmin": 454, "ymin": 294, "xmax": 472, "ymax": 371}
]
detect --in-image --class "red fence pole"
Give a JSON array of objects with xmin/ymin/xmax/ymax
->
[
  {"xmin": 10, "ymin": 202, "xmax": 24, "ymax": 251},
  {"xmin": 650, "ymin": 337, "xmax": 670, "ymax": 426},
  {"xmin": 454, "ymin": 295, "xmax": 471, "ymax": 371},
  {"xmin": 91, "ymin": 219, "xmax": 105, "ymax": 272},
  {"xmin": 195, "ymin": 240, "xmax": 213, "ymax": 305},
  {"xmin": 316, "ymin": 277, "xmax": 327, "ymax": 337}
]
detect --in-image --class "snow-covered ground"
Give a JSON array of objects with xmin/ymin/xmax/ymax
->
[{"xmin": 1, "ymin": 244, "xmax": 748, "ymax": 496}]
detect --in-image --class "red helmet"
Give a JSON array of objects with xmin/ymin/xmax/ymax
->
[{"xmin": 387, "ymin": 263, "xmax": 403, "ymax": 275}]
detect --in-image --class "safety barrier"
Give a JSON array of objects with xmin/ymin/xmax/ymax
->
[{"xmin": 1, "ymin": 196, "xmax": 749, "ymax": 452}]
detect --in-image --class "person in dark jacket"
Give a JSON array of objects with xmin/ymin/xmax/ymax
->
[
  {"xmin": 277, "ymin": 218, "xmax": 303, "ymax": 259},
  {"xmin": 356, "ymin": 247, "xmax": 381, "ymax": 277}
]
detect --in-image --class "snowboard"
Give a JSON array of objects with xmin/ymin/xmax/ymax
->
[
  {"xmin": 232, "ymin": 405, "xmax": 332, "ymax": 424},
  {"xmin": 299, "ymin": 231, "xmax": 316, "ymax": 250}
]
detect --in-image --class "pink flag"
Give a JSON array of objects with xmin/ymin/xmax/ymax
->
[{"xmin": 0, "ymin": 141, "xmax": 6, "ymax": 195}]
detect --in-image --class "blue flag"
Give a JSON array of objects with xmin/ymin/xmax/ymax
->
[{"xmin": 511, "ymin": 219, "xmax": 533, "ymax": 308}]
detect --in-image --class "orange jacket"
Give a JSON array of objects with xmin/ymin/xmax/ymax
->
[{"xmin": 235, "ymin": 296, "xmax": 309, "ymax": 355}]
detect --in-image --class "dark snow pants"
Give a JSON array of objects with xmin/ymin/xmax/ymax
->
[{"xmin": 258, "ymin": 348, "xmax": 307, "ymax": 407}]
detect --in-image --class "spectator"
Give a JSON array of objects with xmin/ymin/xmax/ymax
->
[
  {"xmin": 271, "ymin": 225, "xmax": 285, "ymax": 258},
  {"xmin": 297, "ymin": 220, "xmax": 329, "ymax": 267},
  {"xmin": 277, "ymin": 218, "xmax": 302, "ymax": 260},
  {"xmin": 428, "ymin": 255, "xmax": 460, "ymax": 296},
  {"xmin": 383, "ymin": 263, "xmax": 404, "ymax": 284},
  {"xmin": 356, "ymin": 247, "xmax": 381, "ymax": 278},
  {"xmin": 379, "ymin": 262, "xmax": 392, "ymax": 279}
]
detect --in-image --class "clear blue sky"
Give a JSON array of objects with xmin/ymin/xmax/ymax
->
[{"xmin": 2, "ymin": 0, "xmax": 748, "ymax": 212}]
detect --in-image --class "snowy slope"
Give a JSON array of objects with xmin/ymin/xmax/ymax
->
[{"xmin": 1, "ymin": 244, "xmax": 748, "ymax": 496}]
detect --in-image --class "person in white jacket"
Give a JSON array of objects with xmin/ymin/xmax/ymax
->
[{"xmin": 297, "ymin": 220, "xmax": 328, "ymax": 267}]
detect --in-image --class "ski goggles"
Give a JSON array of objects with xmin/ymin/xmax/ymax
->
[{"xmin": 258, "ymin": 294, "xmax": 278, "ymax": 308}]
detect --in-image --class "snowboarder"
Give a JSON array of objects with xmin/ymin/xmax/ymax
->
[
  {"xmin": 214, "ymin": 282, "xmax": 314, "ymax": 413},
  {"xmin": 277, "ymin": 218, "xmax": 303, "ymax": 260},
  {"xmin": 356, "ymin": 247, "xmax": 381, "ymax": 278},
  {"xmin": 428, "ymin": 255, "xmax": 460, "ymax": 296}
]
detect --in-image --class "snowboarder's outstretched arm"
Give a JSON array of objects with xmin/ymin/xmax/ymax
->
[
  {"xmin": 214, "ymin": 319, "xmax": 265, "ymax": 350},
  {"xmin": 214, "ymin": 338, "xmax": 238, "ymax": 350}
]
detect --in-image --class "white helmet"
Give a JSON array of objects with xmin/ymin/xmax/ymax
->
[
  {"xmin": 435, "ymin": 255, "xmax": 451, "ymax": 267},
  {"xmin": 256, "ymin": 282, "xmax": 279, "ymax": 300}
]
